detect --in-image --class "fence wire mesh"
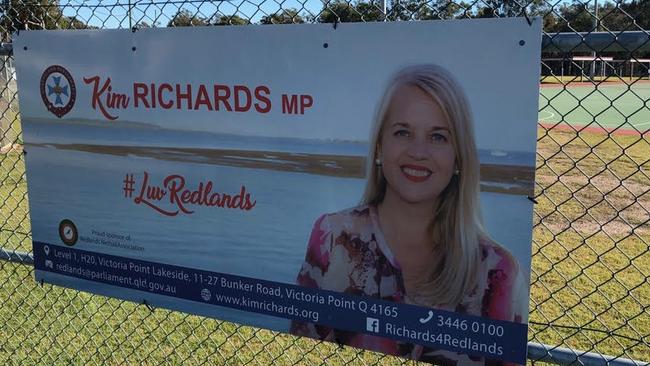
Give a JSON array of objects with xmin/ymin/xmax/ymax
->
[{"xmin": 0, "ymin": 0, "xmax": 648, "ymax": 365}]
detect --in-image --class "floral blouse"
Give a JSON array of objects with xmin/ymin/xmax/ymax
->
[{"xmin": 290, "ymin": 205, "xmax": 529, "ymax": 366}]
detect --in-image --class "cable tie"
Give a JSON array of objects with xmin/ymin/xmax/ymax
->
[
  {"xmin": 523, "ymin": 8, "xmax": 533, "ymax": 26},
  {"xmin": 142, "ymin": 299, "xmax": 155, "ymax": 311}
]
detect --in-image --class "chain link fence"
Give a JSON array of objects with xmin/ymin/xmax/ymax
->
[{"xmin": 0, "ymin": 0, "xmax": 648, "ymax": 365}]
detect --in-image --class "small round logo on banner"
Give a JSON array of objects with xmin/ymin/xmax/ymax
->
[
  {"xmin": 40, "ymin": 65, "xmax": 76, "ymax": 118},
  {"xmin": 58, "ymin": 219, "xmax": 78, "ymax": 246}
]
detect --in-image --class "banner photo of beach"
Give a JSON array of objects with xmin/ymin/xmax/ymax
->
[{"xmin": 14, "ymin": 18, "xmax": 541, "ymax": 365}]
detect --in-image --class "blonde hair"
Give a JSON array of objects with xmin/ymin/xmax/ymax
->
[{"xmin": 361, "ymin": 64, "xmax": 487, "ymax": 306}]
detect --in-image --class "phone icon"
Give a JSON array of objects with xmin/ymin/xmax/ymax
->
[{"xmin": 419, "ymin": 310, "xmax": 434, "ymax": 324}]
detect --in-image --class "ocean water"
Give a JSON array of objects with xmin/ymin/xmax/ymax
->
[{"xmin": 24, "ymin": 121, "xmax": 535, "ymax": 330}]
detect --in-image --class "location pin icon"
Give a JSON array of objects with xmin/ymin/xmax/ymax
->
[{"xmin": 44, "ymin": 245, "xmax": 50, "ymax": 256}]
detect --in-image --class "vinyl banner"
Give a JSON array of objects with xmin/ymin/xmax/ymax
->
[{"xmin": 14, "ymin": 18, "xmax": 541, "ymax": 365}]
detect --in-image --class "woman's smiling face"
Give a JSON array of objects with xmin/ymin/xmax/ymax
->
[{"xmin": 379, "ymin": 84, "xmax": 456, "ymax": 206}]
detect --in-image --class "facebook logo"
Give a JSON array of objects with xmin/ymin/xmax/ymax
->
[{"xmin": 366, "ymin": 317, "xmax": 379, "ymax": 333}]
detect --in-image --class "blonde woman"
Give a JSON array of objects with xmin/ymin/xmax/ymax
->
[{"xmin": 291, "ymin": 65, "xmax": 528, "ymax": 365}]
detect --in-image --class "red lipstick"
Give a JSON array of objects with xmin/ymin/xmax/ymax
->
[{"xmin": 401, "ymin": 164, "xmax": 431, "ymax": 183}]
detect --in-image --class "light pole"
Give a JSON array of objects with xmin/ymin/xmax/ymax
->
[{"xmin": 590, "ymin": 0, "xmax": 598, "ymax": 80}]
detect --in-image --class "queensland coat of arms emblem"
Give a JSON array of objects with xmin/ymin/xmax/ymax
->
[{"xmin": 40, "ymin": 65, "xmax": 76, "ymax": 118}]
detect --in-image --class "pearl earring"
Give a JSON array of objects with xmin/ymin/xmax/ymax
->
[
  {"xmin": 454, "ymin": 169, "xmax": 460, "ymax": 175},
  {"xmin": 375, "ymin": 158, "xmax": 382, "ymax": 166}
]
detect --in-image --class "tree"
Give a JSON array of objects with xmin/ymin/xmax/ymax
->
[
  {"xmin": 0, "ymin": 0, "xmax": 92, "ymax": 42},
  {"xmin": 390, "ymin": 0, "xmax": 428, "ymax": 20},
  {"xmin": 475, "ymin": 0, "xmax": 521, "ymax": 18},
  {"xmin": 61, "ymin": 15, "xmax": 88, "ymax": 29},
  {"xmin": 596, "ymin": 1, "xmax": 641, "ymax": 31},
  {"xmin": 214, "ymin": 14, "xmax": 249, "ymax": 26},
  {"xmin": 435, "ymin": 0, "xmax": 472, "ymax": 19},
  {"xmin": 318, "ymin": 1, "xmax": 384, "ymax": 23},
  {"xmin": 356, "ymin": 1, "xmax": 385, "ymax": 21},
  {"xmin": 260, "ymin": 9, "xmax": 305, "ymax": 24},
  {"xmin": 133, "ymin": 20, "xmax": 152, "ymax": 28},
  {"xmin": 542, "ymin": 0, "xmax": 650, "ymax": 33},
  {"xmin": 543, "ymin": 1, "xmax": 597, "ymax": 33},
  {"xmin": 389, "ymin": 0, "xmax": 475, "ymax": 21},
  {"xmin": 167, "ymin": 9, "xmax": 209, "ymax": 27},
  {"xmin": 621, "ymin": 0, "xmax": 650, "ymax": 30},
  {"xmin": 319, "ymin": 1, "xmax": 361, "ymax": 22}
]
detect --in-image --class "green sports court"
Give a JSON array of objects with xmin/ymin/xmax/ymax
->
[{"xmin": 538, "ymin": 81, "xmax": 650, "ymax": 133}]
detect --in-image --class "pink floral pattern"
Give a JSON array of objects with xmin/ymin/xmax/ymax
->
[{"xmin": 290, "ymin": 205, "xmax": 528, "ymax": 365}]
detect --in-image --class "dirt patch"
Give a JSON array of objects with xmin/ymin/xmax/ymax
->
[{"xmin": 539, "ymin": 122, "xmax": 648, "ymax": 136}]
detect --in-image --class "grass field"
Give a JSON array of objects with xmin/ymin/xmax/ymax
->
[
  {"xmin": 0, "ymin": 88, "xmax": 648, "ymax": 364},
  {"xmin": 531, "ymin": 127, "xmax": 649, "ymax": 362}
]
